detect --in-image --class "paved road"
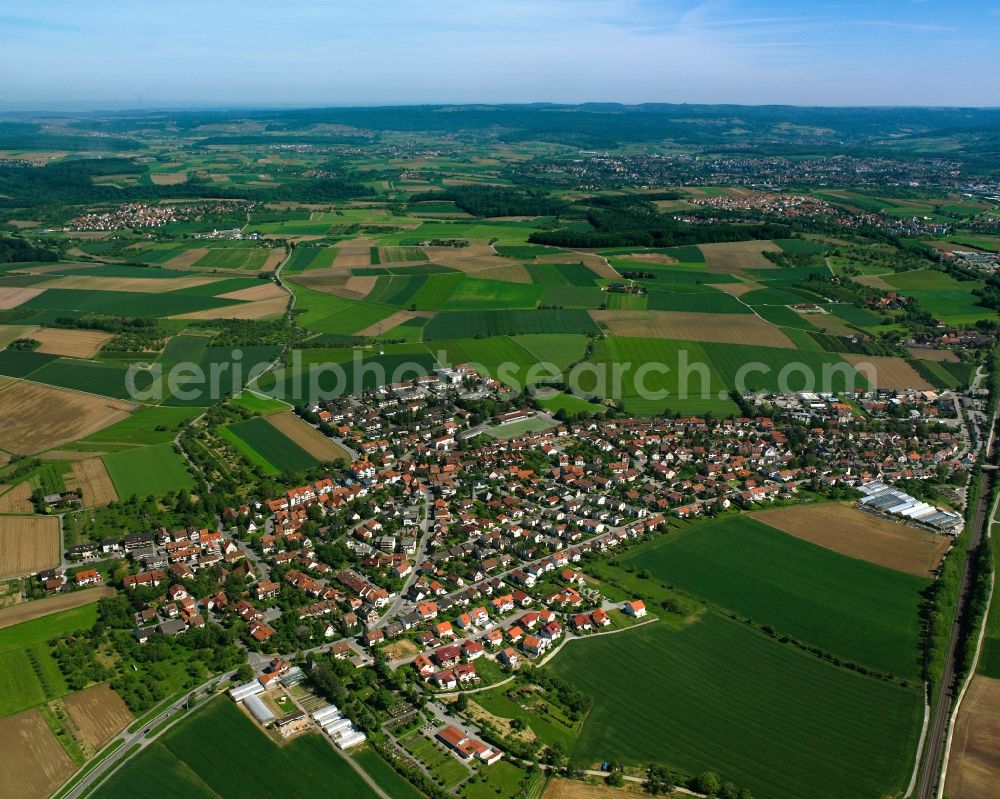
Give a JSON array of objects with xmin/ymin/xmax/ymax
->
[
  {"xmin": 915, "ymin": 422, "xmax": 997, "ymax": 798},
  {"xmin": 60, "ymin": 671, "xmax": 235, "ymax": 799}
]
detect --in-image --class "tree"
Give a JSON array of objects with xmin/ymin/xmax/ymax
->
[
  {"xmin": 694, "ymin": 772, "xmax": 721, "ymax": 796},
  {"xmin": 235, "ymin": 664, "xmax": 254, "ymax": 683}
]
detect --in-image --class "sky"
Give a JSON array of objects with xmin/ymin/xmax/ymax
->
[{"xmin": 1, "ymin": 0, "xmax": 998, "ymax": 109}]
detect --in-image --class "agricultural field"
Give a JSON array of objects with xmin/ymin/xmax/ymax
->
[
  {"xmin": 0, "ymin": 709, "xmax": 76, "ymax": 799},
  {"xmin": 620, "ymin": 516, "xmax": 928, "ymax": 678},
  {"xmin": 75, "ymin": 406, "xmax": 201, "ymax": 448},
  {"xmin": 548, "ymin": 614, "xmax": 922, "ymax": 799},
  {"xmin": 68, "ymin": 457, "xmax": 118, "ymax": 506},
  {"xmin": 224, "ymin": 417, "xmax": 319, "ymax": 473},
  {"xmin": 0, "ymin": 516, "xmax": 61, "ymax": 579},
  {"xmin": 63, "ymin": 684, "xmax": 133, "ymax": 750},
  {"xmin": 93, "ymin": 698, "xmax": 378, "ymax": 799},
  {"xmin": 0, "ymin": 588, "xmax": 112, "ymax": 632},
  {"xmin": 752, "ymin": 503, "xmax": 952, "ymax": 577},
  {"xmin": 264, "ymin": 411, "xmax": 351, "ymax": 462},
  {"xmin": 0, "ymin": 481, "xmax": 33, "ymax": 513},
  {"xmin": 228, "ymin": 389, "xmax": 290, "ymax": 415},
  {"xmin": 944, "ymin": 675, "xmax": 1000, "ymax": 799},
  {"xmin": 352, "ymin": 747, "xmax": 427, "ymax": 799},
  {"xmin": 102, "ymin": 442, "xmax": 195, "ymax": 498},
  {"xmin": 881, "ymin": 269, "xmax": 998, "ymax": 325},
  {"xmin": 590, "ymin": 309, "xmax": 795, "ymax": 348},
  {"xmin": 30, "ymin": 328, "xmax": 113, "ymax": 358},
  {"xmin": 0, "ymin": 604, "xmax": 98, "ymax": 717}
]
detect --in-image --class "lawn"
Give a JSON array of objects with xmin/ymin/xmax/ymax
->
[
  {"xmin": 102, "ymin": 442, "xmax": 195, "ymax": 499},
  {"xmin": 621, "ymin": 516, "xmax": 928, "ymax": 678},
  {"xmin": 94, "ymin": 697, "xmax": 378, "ymax": 799},
  {"xmin": 548, "ymin": 614, "xmax": 923, "ymax": 799},
  {"xmin": 225, "ymin": 417, "xmax": 318, "ymax": 473},
  {"xmin": 0, "ymin": 604, "xmax": 98, "ymax": 717}
]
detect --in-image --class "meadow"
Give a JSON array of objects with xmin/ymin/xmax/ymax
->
[
  {"xmin": 102, "ymin": 442, "xmax": 195, "ymax": 498},
  {"xmin": 621, "ymin": 516, "xmax": 928, "ymax": 678},
  {"xmin": 77, "ymin": 407, "xmax": 203, "ymax": 448},
  {"xmin": 94, "ymin": 698, "xmax": 378, "ymax": 799},
  {"xmin": 548, "ymin": 614, "xmax": 923, "ymax": 799}
]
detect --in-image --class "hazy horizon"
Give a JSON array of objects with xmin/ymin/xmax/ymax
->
[{"xmin": 2, "ymin": 0, "xmax": 998, "ymax": 110}]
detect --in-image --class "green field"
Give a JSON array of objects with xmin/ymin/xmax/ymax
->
[
  {"xmin": 228, "ymin": 390, "xmax": 290, "ymax": 415},
  {"xmin": 225, "ymin": 417, "xmax": 318, "ymax": 473},
  {"xmin": 353, "ymin": 747, "xmax": 427, "ymax": 799},
  {"xmin": 103, "ymin": 442, "xmax": 195, "ymax": 498},
  {"xmin": 291, "ymin": 286, "xmax": 397, "ymax": 335},
  {"xmin": 400, "ymin": 732, "xmax": 470, "ymax": 788},
  {"xmin": 26, "ymin": 358, "xmax": 136, "ymax": 400},
  {"xmin": 94, "ymin": 697, "xmax": 378, "ymax": 799},
  {"xmin": 77, "ymin": 407, "xmax": 202, "ymax": 448},
  {"xmin": 0, "ymin": 605, "xmax": 98, "ymax": 717},
  {"xmin": 549, "ymin": 614, "xmax": 922, "ymax": 799},
  {"xmin": 882, "ymin": 269, "xmax": 997, "ymax": 325},
  {"xmin": 621, "ymin": 516, "xmax": 927, "ymax": 678},
  {"xmin": 424, "ymin": 309, "xmax": 600, "ymax": 340}
]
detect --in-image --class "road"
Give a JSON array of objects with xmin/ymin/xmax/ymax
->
[
  {"xmin": 59, "ymin": 671, "xmax": 235, "ymax": 799},
  {"xmin": 915, "ymin": 415, "xmax": 997, "ymax": 798}
]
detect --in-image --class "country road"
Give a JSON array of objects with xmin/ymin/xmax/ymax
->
[{"xmin": 914, "ymin": 401, "xmax": 997, "ymax": 799}]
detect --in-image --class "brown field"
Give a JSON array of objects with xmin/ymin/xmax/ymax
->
[
  {"xmin": 262, "ymin": 248, "xmax": 286, "ymax": 272},
  {"xmin": 63, "ymin": 684, "xmax": 133, "ymax": 750},
  {"xmin": 543, "ymin": 778, "xmax": 643, "ymax": 799},
  {"xmin": 908, "ymin": 346, "xmax": 960, "ymax": 363},
  {"xmin": 356, "ymin": 310, "xmax": 420, "ymax": 337},
  {"xmin": 31, "ymin": 328, "xmax": 114, "ymax": 358},
  {"xmin": 0, "ymin": 515, "xmax": 61, "ymax": 579},
  {"xmin": 15, "ymin": 262, "xmax": 95, "ymax": 275},
  {"xmin": 804, "ymin": 312, "xmax": 855, "ymax": 336},
  {"xmin": 163, "ymin": 247, "xmax": 211, "ymax": 269},
  {"xmin": 856, "ymin": 275, "xmax": 895, "ymax": 291},
  {"xmin": 0, "ymin": 709, "xmax": 76, "ymax": 799},
  {"xmin": 38, "ymin": 274, "xmax": 221, "ymax": 293},
  {"xmin": 171, "ymin": 296, "xmax": 287, "ymax": 321},
  {"xmin": 0, "ymin": 481, "xmax": 33, "ymax": 514},
  {"xmin": 381, "ymin": 639, "xmax": 419, "ymax": 660},
  {"xmin": 711, "ymin": 281, "xmax": 764, "ymax": 298},
  {"xmin": 698, "ymin": 240, "xmax": 782, "ymax": 273},
  {"xmin": 38, "ymin": 450, "xmax": 107, "ymax": 461},
  {"xmin": 7, "ymin": 219, "xmax": 41, "ymax": 228},
  {"xmin": 0, "ymin": 587, "xmax": 114, "ymax": 631},
  {"xmin": 753, "ymin": 503, "xmax": 951, "ymax": 577},
  {"xmin": 922, "ymin": 239, "xmax": 989, "ymax": 254},
  {"xmin": 590, "ymin": 310, "xmax": 795, "ymax": 349},
  {"xmin": 461, "ymin": 699, "xmax": 536, "ymax": 745},
  {"xmin": 945, "ymin": 675, "xmax": 1000, "ymax": 799},
  {"xmin": 618, "ymin": 252, "xmax": 679, "ymax": 266},
  {"xmin": 267, "ymin": 412, "xmax": 351, "ymax": 461},
  {"xmin": 0, "ymin": 381, "xmax": 135, "ymax": 455},
  {"xmin": 473, "ymin": 263, "xmax": 533, "ymax": 283},
  {"xmin": 0, "ymin": 324, "xmax": 39, "ymax": 348},
  {"xmin": 843, "ymin": 354, "xmax": 933, "ymax": 391},
  {"xmin": 215, "ymin": 282, "xmax": 287, "ymax": 302},
  {"xmin": 333, "ymin": 238, "xmax": 375, "ymax": 269},
  {"xmin": 0, "ymin": 287, "xmax": 45, "ymax": 309},
  {"xmin": 149, "ymin": 171, "xmax": 188, "ymax": 185},
  {"xmin": 70, "ymin": 457, "xmax": 118, "ymax": 507},
  {"xmin": 549, "ymin": 252, "xmax": 619, "ymax": 279}
]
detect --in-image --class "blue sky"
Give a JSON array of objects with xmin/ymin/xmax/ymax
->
[{"xmin": 1, "ymin": 0, "xmax": 998, "ymax": 109}]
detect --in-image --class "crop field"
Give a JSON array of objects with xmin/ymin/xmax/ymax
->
[
  {"xmin": 0, "ymin": 349, "xmax": 58, "ymax": 377},
  {"xmin": 0, "ymin": 709, "xmax": 76, "ymax": 799},
  {"xmin": 524, "ymin": 262, "xmax": 600, "ymax": 286},
  {"xmin": 0, "ymin": 286, "xmax": 45, "ymax": 308},
  {"xmin": 0, "ymin": 481, "xmax": 33, "ymax": 513},
  {"xmin": 27, "ymin": 358, "xmax": 136, "ymax": 400},
  {"xmin": 229, "ymin": 389, "xmax": 289, "ymax": 415},
  {"xmin": 293, "ymin": 286, "xmax": 397, "ymax": 334},
  {"xmin": 352, "ymin": 747, "xmax": 426, "ymax": 799},
  {"xmin": 510, "ymin": 334, "xmax": 589, "ymax": 370},
  {"xmin": 0, "ymin": 380, "xmax": 136, "ymax": 454},
  {"xmin": 882, "ymin": 270, "xmax": 997, "ymax": 324},
  {"xmin": 752, "ymin": 503, "xmax": 952, "ymax": 577},
  {"xmin": 226, "ymin": 417, "xmax": 318, "ymax": 472},
  {"xmin": 192, "ymin": 246, "xmax": 279, "ymax": 271},
  {"xmin": 944, "ymin": 676, "xmax": 1000, "ymax": 799},
  {"xmin": 830, "ymin": 302, "xmax": 882, "ymax": 327},
  {"xmin": 16, "ymin": 287, "xmax": 240, "ymax": 322},
  {"xmin": 0, "ymin": 323, "xmax": 39, "ymax": 348},
  {"xmin": 271, "ymin": 344, "xmax": 437, "ymax": 397},
  {"xmin": 63, "ymin": 684, "xmax": 133, "ymax": 749},
  {"xmin": 94, "ymin": 697, "xmax": 378, "ymax": 799},
  {"xmin": 36, "ymin": 274, "xmax": 223, "ymax": 293},
  {"xmin": 0, "ymin": 516, "xmax": 60, "ymax": 578},
  {"xmin": 548, "ymin": 615, "xmax": 922, "ymax": 799},
  {"xmin": 102, "ymin": 442, "xmax": 194, "ymax": 498},
  {"xmin": 284, "ymin": 246, "xmax": 339, "ymax": 273},
  {"xmin": 69, "ymin": 457, "xmax": 118, "ymax": 506},
  {"xmin": 590, "ymin": 310, "xmax": 795, "ymax": 348},
  {"xmin": 265, "ymin": 412, "xmax": 351, "ymax": 462},
  {"xmin": 644, "ymin": 287, "xmax": 749, "ymax": 314},
  {"xmin": 843, "ymin": 354, "xmax": 934, "ymax": 390},
  {"xmin": 0, "ymin": 588, "xmax": 111, "ymax": 631},
  {"xmin": 697, "ymin": 240, "xmax": 781, "ymax": 272},
  {"xmin": 378, "ymin": 246, "xmax": 429, "ymax": 263},
  {"xmin": 424, "ymin": 309, "xmax": 600, "ymax": 340},
  {"xmin": 439, "ymin": 276, "xmax": 542, "ymax": 309},
  {"xmin": 30, "ymin": 327, "xmax": 113, "ymax": 358},
  {"xmin": 0, "ymin": 604, "xmax": 97, "ymax": 716},
  {"xmin": 621, "ymin": 516, "xmax": 927, "ymax": 677},
  {"xmin": 76, "ymin": 406, "xmax": 200, "ymax": 447}
]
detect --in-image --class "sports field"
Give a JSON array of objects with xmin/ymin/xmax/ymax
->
[
  {"xmin": 548, "ymin": 614, "xmax": 922, "ymax": 799},
  {"xmin": 102, "ymin": 442, "xmax": 195, "ymax": 498},
  {"xmin": 93, "ymin": 697, "xmax": 378, "ymax": 799},
  {"xmin": 621, "ymin": 516, "xmax": 928, "ymax": 678}
]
